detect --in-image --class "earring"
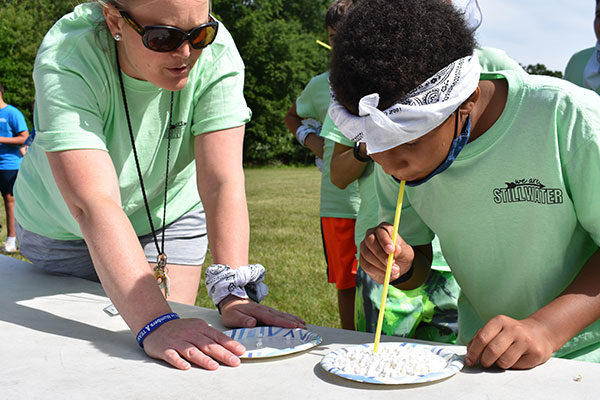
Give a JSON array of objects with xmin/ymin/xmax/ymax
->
[{"xmin": 113, "ymin": 33, "xmax": 121, "ymax": 41}]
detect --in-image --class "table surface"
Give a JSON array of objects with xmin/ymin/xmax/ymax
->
[{"xmin": 1, "ymin": 255, "xmax": 598, "ymax": 399}]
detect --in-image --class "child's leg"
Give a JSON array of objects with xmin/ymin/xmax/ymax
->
[
  {"xmin": 321, "ymin": 217, "xmax": 358, "ymax": 330},
  {"xmin": 337, "ymin": 286, "xmax": 356, "ymax": 330}
]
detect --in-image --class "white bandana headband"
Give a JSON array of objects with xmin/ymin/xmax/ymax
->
[{"xmin": 329, "ymin": 53, "xmax": 482, "ymax": 154}]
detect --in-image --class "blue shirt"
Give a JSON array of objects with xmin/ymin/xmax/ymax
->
[{"xmin": 0, "ymin": 104, "xmax": 27, "ymax": 169}]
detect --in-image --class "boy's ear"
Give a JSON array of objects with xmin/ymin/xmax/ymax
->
[{"xmin": 459, "ymin": 86, "xmax": 480, "ymax": 117}]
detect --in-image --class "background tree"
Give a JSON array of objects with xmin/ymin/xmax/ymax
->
[
  {"xmin": 0, "ymin": 2, "xmax": 569, "ymax": 165},
  {"xmin": 522, "ymin": 63, "xmax": 563, "ymax": 78},
  {"xmin": 213, "ymin": 0, "xmax": 331, "ymax": 164},
  {"xmin": 0, "ymin": 0, "xmax": 76, "ymax": 126}
]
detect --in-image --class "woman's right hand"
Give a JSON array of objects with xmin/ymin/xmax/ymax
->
[
  {"xmin": 142, "ymin": 317, "xmax": 246, "ymax": 370},
  {"xmin": 359, "ymin": 222, "xmax": 415, "ymax": 284}
]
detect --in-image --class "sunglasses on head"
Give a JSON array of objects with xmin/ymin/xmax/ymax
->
[{"xmin": 119, "ymin": 11, "xmax": 219, "ymax": 52}]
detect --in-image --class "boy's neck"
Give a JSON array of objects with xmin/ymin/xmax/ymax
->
[
  {"xmin": 468, "ymin": 79, "xmax": 508, "ymax": 142},
  {"xmin": 0, "ymin": 98, "xmax": 6, "ymax": 109}
]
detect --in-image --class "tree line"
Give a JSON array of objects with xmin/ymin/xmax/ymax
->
[{"xmin": 0, "ymin": 1, "xmax": 563, "ymax": 165}]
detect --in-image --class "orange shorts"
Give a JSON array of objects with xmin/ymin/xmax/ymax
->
[{"xmin": 321, "ymin": 217, "xmax": 358, "ymax": 290}]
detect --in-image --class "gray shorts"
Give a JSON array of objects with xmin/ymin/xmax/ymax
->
[{"xmin": 15, "ymin": 209, "xmax": 208, "ymax": 282}]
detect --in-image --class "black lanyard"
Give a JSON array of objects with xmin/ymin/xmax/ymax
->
[{"xmin": 115, "ymin": 44, "xmax": 173, "ymax": 297}]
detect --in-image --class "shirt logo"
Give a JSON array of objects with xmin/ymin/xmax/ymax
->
[
  {"xmin": 493, "ymin": 178, "xmax": 564, "ymax": 205},
  {"xmin": 165, "ymin": 121, "xmax": 186, "ymax": 139}
]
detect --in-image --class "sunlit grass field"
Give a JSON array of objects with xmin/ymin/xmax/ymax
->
[{"xmin": 0, "ymin": 166, "xmax": 341, "ymax": 328}]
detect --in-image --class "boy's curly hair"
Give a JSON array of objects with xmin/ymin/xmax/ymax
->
[
  {"xmin": 325, "ymin": 0, "xmax": 354, "ymax": 30},
  {"xmin": 330, "ymin": 0, "xmax": 476, "ymax": 114}
]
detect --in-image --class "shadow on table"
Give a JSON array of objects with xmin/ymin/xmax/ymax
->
[{"xmin": 0, "ymin": 260, "xmax": 153, "ymax": 364}]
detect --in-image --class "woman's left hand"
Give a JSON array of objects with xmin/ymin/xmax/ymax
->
[{"xmin": 219, "ymin": 295, "xmax": 306, "ymax": 329}]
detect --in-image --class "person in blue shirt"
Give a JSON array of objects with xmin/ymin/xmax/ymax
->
[
  {"xmin": 20, "ymin": 99, "xmax": 36, "ymax": 157},
  {"xmin": 0, "ymin": 82, "xmax": 29, "ymax": 253}
]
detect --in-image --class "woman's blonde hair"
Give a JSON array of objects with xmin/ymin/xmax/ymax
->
[{"xmin": 96, "ymin": 0, "xmax": 212, "ymax": 12}]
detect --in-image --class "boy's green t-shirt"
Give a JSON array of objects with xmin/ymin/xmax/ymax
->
[
  {"xmin": 295, "ymin": 72, "xmax": 360, "ymax": 219},
  {"xmin": 564, "ymin": 47, "xmax": 599, "ymax": 94},
  {"xmin": 14, "ymin": 3, "xmax": 251, "ymax": 239},
  {"xmin": 375, "ymin": 70, "xmax": 600, "ymax": 361}
]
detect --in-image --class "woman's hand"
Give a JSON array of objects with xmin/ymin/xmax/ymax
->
[
  {"xmin": 219, "ymin": 295, "xmax": 306, "ymax": 329},
  {"xmin": 142, "ymin": 317, "xmax": 246, "ymax": 370},
  {"xmin": 466, "ymin": 315, "xmax": 555, "ymax": 370},
  {"xmin": 359, "ymin": 222, "xmax": 415, "ymax": 284}
]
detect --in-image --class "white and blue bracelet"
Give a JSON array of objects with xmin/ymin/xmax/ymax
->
[{"xmin": 136, "ymin": 312, "xmax": 180, "ymax": 348}]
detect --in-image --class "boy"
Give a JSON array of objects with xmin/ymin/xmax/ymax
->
[
  {"xmin": 321, "ymin": 0, "xmax": 523, "ymax": 344},
  {"xmin": 284, "ymin": 0, "xmax": 360, "ymax": 330},
  {"xmin": 329, "ymin": 0, "xmax": 600, "ymax": 369}
]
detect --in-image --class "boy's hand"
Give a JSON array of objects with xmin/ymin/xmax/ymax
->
[
  {"xmin": 466, "ymin": 315, "xmax": 555, "ymax": 370},
  {"xmin": 359, "ymin": 222, "xmax": 414, "ymax": 284},
  {"xmin": 219, "ymin": 295, "xmax": 306, "ymax": 330}
]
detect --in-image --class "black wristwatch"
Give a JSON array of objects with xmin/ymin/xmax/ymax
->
[{"xmin": 353, "ymin": 142, "xmax": 371, "ymax": 162}]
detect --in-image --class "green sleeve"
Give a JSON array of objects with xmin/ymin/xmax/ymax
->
[
  {"xmin": 560, "ymin": 87, "xmax": 600, "ymax": 245},
  {"xmin": 319, "ymin": 113, "xmax": 355, "ymax": 146},
  {"xmin": 191, "ymin": 25, "xmax": 251, "ymax": 135}
]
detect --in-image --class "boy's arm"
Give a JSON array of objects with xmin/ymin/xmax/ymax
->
[
  {"xmin": 284, "ymin": 103, "xmax": 324, "ymax": 159},
  {"xmin": 330, "ymin": 142, "xmax": 368, "ymax": 189},
  {"xmin": 466, "ymin": 248, "xmax": 600, "ymax": 370}
]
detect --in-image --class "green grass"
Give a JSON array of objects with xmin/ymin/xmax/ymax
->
[
  {"xmin": 1, "ymin": 166, "xmax": 341, "ymax": 328},
  {"xmin": 199, "ymin": 166, "xmax": 339, "ymax": 328}
]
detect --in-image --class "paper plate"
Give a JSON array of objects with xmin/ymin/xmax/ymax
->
[
  {"xmin": 320, "ymin": 342, "xmax": 464, "ymax": 384},
  {"xmin": 223, "ymin": 326, "xmax": 322, "ymax": 359}
]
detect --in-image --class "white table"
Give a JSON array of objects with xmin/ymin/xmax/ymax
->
[{"xmin": 0, "ymin": 255, "xmax": 598, "ymax": 399}]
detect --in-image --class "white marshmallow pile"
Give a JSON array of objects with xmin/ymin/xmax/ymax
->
[{"xmin": 332, "ymin": 345, "xmax": 447, "ymax": 378}]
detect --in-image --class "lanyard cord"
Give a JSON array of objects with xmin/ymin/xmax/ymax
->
[{"xmin": 114, "ymin": 44, "xmax": 172, "ymax": 260}]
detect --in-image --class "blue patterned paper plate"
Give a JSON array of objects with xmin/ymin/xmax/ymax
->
[
  {"xmin": 320, "ymin": 342, "xmax": 464, "ymax": 385},
  {"xmin": 223, "ymin": 326, "xmax": 322, "ymax": 359}
]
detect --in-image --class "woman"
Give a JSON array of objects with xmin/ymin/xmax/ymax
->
[{"xmin": 14, "ymin": 0, "xmax": 304, "ymax": 370}]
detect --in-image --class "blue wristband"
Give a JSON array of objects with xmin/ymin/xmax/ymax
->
[{"xmin": 136, "ymin": 312, "xmax": 180, "ymax": 348}]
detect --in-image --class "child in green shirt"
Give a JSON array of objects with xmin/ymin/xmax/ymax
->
[
  {"xmin": 564, "ymin": 0, "xmax": 600, "ymax": 93},
  {"xmin": 285, "ymin": 0, "xmax": 360, "ymax": 330},
  {"xmin": 329, "ymin": 0, "xmax": 600, "ymax": 369}
]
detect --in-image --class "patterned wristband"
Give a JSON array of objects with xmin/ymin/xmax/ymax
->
[{"xmin": 135, "ymin": 312, "xmax": 180, "ymax": 348}]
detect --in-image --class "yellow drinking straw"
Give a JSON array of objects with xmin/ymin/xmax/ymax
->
[
  {"xmin": 373, "ymin": 179, "xmax": 406, "ymax": 353},
  {"xmin": 316, "ymin": 39, "xmax": 332, "ymax": 50}
]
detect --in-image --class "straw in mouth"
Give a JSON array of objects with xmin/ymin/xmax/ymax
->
[{"xmin": 373, "ymin": 179, "xmax": 406, "ymax": 353}]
